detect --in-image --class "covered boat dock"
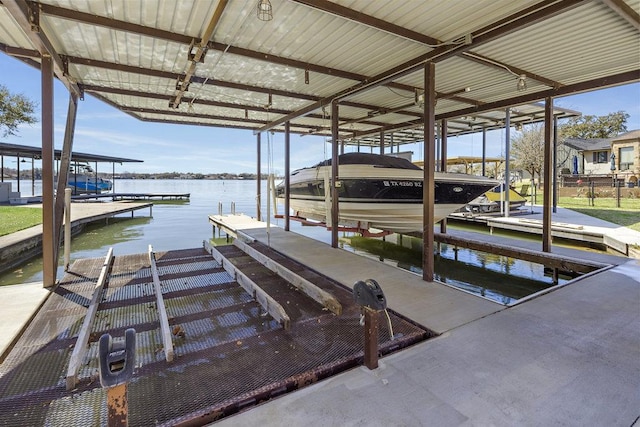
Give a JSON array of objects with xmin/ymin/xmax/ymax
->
[{"xmin": 0, "ymin": 0, "xmax": 638, "ymax": 425}]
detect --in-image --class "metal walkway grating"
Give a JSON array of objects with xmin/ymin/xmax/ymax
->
[{"xmin": 0, "ymin": 246, "xmax": 433, "ymax": 426}]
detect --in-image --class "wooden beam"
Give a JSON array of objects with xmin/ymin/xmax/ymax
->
[
  {"xmin": 148, "ymin": 246, "xmax": 174, "ymax": 362},
  {"xmin": 66, "ymin": 247, "xmax": 113, "ymax": 390},
  {"xmin": 234, "ymin": 239, "xmax": 342, "ymax": 315},
  {"xmin": 434, "ymin": 233, "xmax": 605, "ymax": 274},
  {"xmin": 204, "ymin": 241, "xmax": 291, "ymax": 330}
]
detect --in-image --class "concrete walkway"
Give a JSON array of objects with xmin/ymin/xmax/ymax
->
[
  {"xmin": 0, "ymin": 281, "xmax": 50, "ymax": 358},
  {"xmin": 219, "ymin": 225, "xmax": 640, "ymax": 426}
]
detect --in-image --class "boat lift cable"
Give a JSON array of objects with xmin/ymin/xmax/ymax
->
[{"xmin": 266, "ymin": 113, "xmax": 274, "ymax": 247}]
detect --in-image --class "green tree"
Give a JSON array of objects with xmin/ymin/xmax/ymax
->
[
  {"xmin": 559, "ymin": 111, "xmax": 628, "ymax": 139},
  {"xmin": 0, "ymin": 84, "xmax": 37, "ymax": 137},
  {"xmin": 512, "ymin": 123, "xmax": 545, "ymax": 183}
]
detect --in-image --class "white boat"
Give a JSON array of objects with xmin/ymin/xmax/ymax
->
[{"xmin": 276, "ymin": 153, "xmax": 500, "ymax": 233}]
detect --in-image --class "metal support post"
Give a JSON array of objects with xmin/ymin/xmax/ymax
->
[
  {"xmin": 64, "ymin": 188, "xmax": 71, "ymax": 271},
  {"xmin": 542, "ymin": 97, "xmax": 554, "ymax": 253},
  {"xmin": 331, "ymin": 100, "xmax": 339, "ymax": 248},
  {"xmin": 422, "ymin": 62, "xmax": 436, "ymax": 282},
  {"xmin": 284, "ymin": 122, "xmax": 290, "ymax": 231},
  {"xmin": 256, "ymin": 133, "xmax": 262, "ymax": 221},
  {"xmin": 363, "ymin": 308, "xmax": 379, "ymax": 369},
  {"xmin": 505, "ymin": 108, "xmax": 511, "ymax": 218},
  {"xmin": 353, "ymin": 279, "xmax": 387, "ymax": 370},
  {"xmin": 41, "ymin": 55, "xmax": 56, "ymax": 287}
]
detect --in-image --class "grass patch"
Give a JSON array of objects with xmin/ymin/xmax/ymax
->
[
  {"xmin": 0, "ymin": 206, "xmax": 42, "ymax": 236},
  {"xmin": 557, "ymin": 197, "xmax": 640, "ymax": 232}
]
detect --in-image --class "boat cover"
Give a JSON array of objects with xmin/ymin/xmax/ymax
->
[{"xmin": 313, "ymin": 153, "xmax": 422, "ymax": 170}]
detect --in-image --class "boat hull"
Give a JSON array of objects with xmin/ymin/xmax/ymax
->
[{"xmin": 277, "ymin": 157, "xmax": 499, "ymax": 233}]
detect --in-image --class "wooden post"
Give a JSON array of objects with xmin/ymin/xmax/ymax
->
[
  {"xmin": 107, "ymin": 383, "xmax": 128, "ymax": 427},
  {"xmin": 363, "ymin": 308, "xmax": 379, "ymax": 370}
]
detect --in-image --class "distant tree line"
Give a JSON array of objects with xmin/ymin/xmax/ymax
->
[
  {"xmin": 114, "ymin": 172, "xmax": 274, "ymax": 180},
  {"xmin": 0, "ymin": 167, "xmax": 275, "ymax": 180}
]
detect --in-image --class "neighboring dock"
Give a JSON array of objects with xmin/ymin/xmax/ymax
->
[
  {"xmin": 449, "ymin": 205, "xmax": 640, "ymax": 257},
  {"xmin": 17, "ymin": 192, "xmax": 190, "ymax": 203},
  {"xmin": 0, "ymin": 201, "xmax": 152, "ymax": 276}
]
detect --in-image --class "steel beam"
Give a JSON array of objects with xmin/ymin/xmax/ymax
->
[
  {"xmin": 542, "ymin": 97, "xmax": 554, "ymax": 252},
  {"xmin": 482, "ymin": 128, "xmax": 487, "ymax": 176},
  {"xmin": 505, "ymin": 108, "xmax": 511, "ymax": 218},
  {"xmin": 54, "ymin": 93, "xmax": 78, "ymax": 259},
  {"xmin": 331, "ymin": 100, "xmax": 339, "ymax": 248},
  {"xmin": 422, "ymin": 62, "xmax": 436, "ymax": 282},
  {"xmin": 284, "ymin": 122, "xmax": 290, "ymax": 232},
  {"xmin": 601, "ymin": 0, "xmax": 640, "ymax": 30},
  {"xmin": 3, "ymin": 0, "xmax": 80, "ymax": 97},
  {"xmin": 41, "ymin": 55, "xmax": 56, "ymax": 287},
  {"xmin": 440, "ymin": 119, "xmax": 447, "ymax": 234},
  {"xmin": 257, "ymin": 133, "xmax": 262, "ymax": 222}
]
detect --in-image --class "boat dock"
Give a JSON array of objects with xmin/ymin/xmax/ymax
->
[
  {"xmin": 16, "ymin": 192, "xmax": 191, "ymax": 203},
  {"xmin": 0, "ymin": 211, "xmax": 638, "ymax": 425},
  {"xmin": 78, "ymin": 192, "xmax": 190, "ymax": 201},
  {"xmin": 449, "ymin": 205, "xmax": 640, "ymax": 256},
  {"xmin": 0, "ymin": 242, "xmax": 430, "ymax": 425},
  {"xmin": 0, "ymin": 201, "xmax": 153, "ymax": 276}
]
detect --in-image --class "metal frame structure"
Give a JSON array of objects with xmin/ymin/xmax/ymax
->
[{"xmin": 0, "ymin": 0, "xmax": 638, "ymax": 285}]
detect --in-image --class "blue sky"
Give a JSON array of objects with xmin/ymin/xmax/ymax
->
[{"xmin": 1, "ymin": 53, "xmax": 639, "ymax": 175}]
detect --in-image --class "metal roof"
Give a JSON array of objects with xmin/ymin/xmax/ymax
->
[
  {"xmin": 0, "ymin": 142, "xmax": 144, "ymax": 163},
  {"xmin": 0, "ymin": 0, "xmax": 638, "ymax": 147}
]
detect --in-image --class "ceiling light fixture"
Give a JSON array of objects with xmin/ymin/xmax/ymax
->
[
  {"xmin": 257, "ymin": 0, "xmax": 273, "ymax": 21},
  {"xmin": 517, "ymin": 74, "xmax": 527, "ymax": 91}
]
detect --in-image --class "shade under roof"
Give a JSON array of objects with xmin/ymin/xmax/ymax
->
[{"xmin": 0, "ymin": 0, "xmax": 637, "ymax": 147}]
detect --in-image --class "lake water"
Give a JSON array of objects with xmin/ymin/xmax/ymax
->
[{"xmin": 1, "ymin": 179, "xmax": 568, "ymax": 304}]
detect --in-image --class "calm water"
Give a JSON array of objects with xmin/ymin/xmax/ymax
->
[{"xmin": 1, "ymin": 179, "xmax": 569, "ymax": 304}]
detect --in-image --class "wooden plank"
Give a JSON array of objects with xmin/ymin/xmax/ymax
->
[
  {"xmin": 234, "ymin": 239, "xmax": 342, "ymax": 315},
  {"xmin": 66, "ymin": 247, "xmax": 114, "ymax": 390},
  {"xmin": 148, "ymin": 245, "xmax": 174, "ymax": 362},
  {"xmin": 434, "ymin": 233, "xmax": 607, "ymax": 274},
  {"xmin": 204, "ymin": 241, "xmax": 290, "ymax": 330}
]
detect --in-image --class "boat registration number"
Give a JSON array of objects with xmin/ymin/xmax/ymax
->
[{"xmin": 382, "ymin": 180, "xmax": 422, "ymax": 187}]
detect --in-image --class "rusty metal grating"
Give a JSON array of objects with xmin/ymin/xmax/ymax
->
[
  {"xmin": 0, "ymin": 246, "xmax": 433, "ymax": 426},
  {"xmin": 160, "ymin": 271, "xmax": 234, "ymax": 293}
]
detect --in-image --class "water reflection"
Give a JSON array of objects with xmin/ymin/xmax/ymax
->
[{"xmin": 345, "ymin": 236, "xmax": 568, "ymax": 305}]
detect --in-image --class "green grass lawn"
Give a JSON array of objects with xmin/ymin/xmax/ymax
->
[
  {"xmin": 557, "ymin": 197, "xmax": 640, "ymax": 232},
  {"xmin": 0, "ymin": 206, "xmax": 43, "ymax": 236}
]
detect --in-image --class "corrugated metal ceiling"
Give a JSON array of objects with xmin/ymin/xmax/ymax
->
[{"xmin": 0, "ymin": 0, "xmax": 638, "ymax": 147}]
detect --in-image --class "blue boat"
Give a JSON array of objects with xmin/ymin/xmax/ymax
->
[{"xmin": 64, "ymin": 164, "xmax": 113, "ymax": 194}]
